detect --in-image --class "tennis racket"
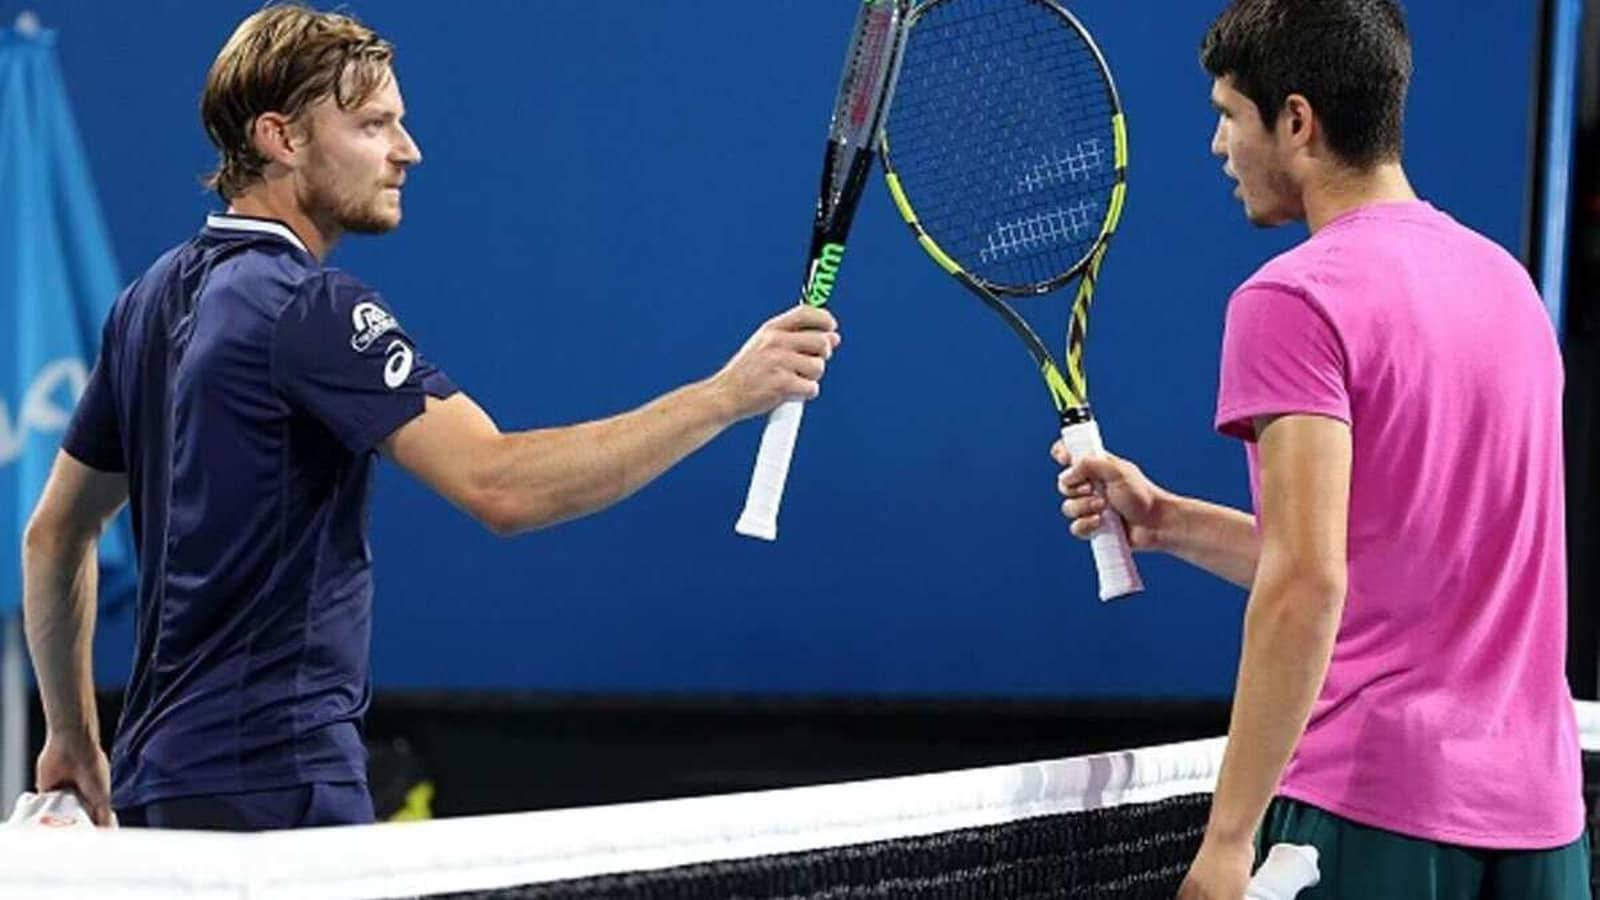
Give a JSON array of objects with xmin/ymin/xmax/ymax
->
[
  {"xmin": 880, "ymin": 0, "xmax": 1142, "ymax": 599},
  {"xmin": 735, "ymin": 0, "xmax": 909, "ymax": 541}
]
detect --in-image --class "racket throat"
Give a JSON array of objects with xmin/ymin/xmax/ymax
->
[
  {"xmin": 1042, "ymin": 361, "xmax": 1091, "ymax": 422},
  {"xmin": 1060, "ymin": 406, "xmax": 1095, "ymax": 428},
  {"xmin": 803, "ymin": 242, "xmax": 847, "ymax": 307}
]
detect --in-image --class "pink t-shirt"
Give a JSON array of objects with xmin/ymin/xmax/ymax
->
[{"xmin": 1214, "ymin": 201, "xmax": 1582, "ymax": 848}]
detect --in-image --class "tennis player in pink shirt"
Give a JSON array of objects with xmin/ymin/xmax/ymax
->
[{"xmin": 1055, "ymin": 1, "xmax": 1588, "ymax": 897}]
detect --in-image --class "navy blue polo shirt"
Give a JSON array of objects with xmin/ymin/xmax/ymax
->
[{"xmin": 62, "ymin": 214, "xmax": 457, "ymax": 808}]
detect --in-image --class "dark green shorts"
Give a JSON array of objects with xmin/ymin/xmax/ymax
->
[{"xmin": 1257, "ymin": 797, "xmax": 1591, "ymax": 900}]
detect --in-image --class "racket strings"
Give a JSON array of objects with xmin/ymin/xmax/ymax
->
[
  {"xmin": 827, "ymin": 2, "xmax": 902, "ymax": 212},
  {"xmin": 887, "ymin": 0, "xmax": 1118, "ymax": 292}
]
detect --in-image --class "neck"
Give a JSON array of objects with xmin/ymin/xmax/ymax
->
[
  {"xmin": 227, "ymin": 185, "xmax": 339, "ymax": 261},
  {"xmin": 1302, "ymin": 161, "xmax": 1417, "ymax": 233}
]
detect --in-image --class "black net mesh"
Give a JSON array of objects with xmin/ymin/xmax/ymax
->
[{"xmin": 436, "ymin": 795, "xmax": 1210, "ymax": 900}]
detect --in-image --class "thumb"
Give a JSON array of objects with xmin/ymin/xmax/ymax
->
[
  {"xmin": 1065, "ymin": 454, "xmax": 1125, "ymax": 486},
  {"xmin": 771, "ymin": 304, "xmax": 837, "ymax": 332},
  {"xmin": 73, "ymin": 783, "xmax": 113, "ymax": 828}
]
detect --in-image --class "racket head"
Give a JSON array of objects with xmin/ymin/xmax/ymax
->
[
  {"xmin": 881, "ymin": 0, "xmax": 1126, "ymax": 298},
  {"xmin": 815, "ymin": 0, "xmax": 909, "ymax": 238}
]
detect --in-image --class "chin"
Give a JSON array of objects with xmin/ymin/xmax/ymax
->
[
  {"xmin": 1245, "ymin": 204, "xmax": 1293, "ymax": 229},
  {"xmin": 341, "ymin": 209, "xmax": 402, "ymax": 235}
]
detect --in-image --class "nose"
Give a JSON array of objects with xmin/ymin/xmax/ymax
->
[
  {"xmin": 394, "ymin": 124, "xmax": 422, "ymax": 168},
  {"xmin": 1210, "ymin": 116, "xmax": 1227, "ymax": 159}
]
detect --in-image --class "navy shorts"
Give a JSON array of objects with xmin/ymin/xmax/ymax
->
[{"xmin": 116, "ymin": 781, "xmax": 375, "ymax": 831}]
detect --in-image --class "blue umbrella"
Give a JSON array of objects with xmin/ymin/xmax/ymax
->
[{"xmin": 0, "ymin": 11, "xmax": 135, "ymax": 806}]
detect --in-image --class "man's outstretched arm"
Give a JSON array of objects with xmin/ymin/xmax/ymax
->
[{"xmin": 383, "ymin": 305, "xmax": 840, "ymax": 536}]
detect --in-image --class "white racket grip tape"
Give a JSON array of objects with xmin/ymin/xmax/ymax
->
[
  {"xmin": 1060, "ymin": 419, "xmax": 1144, "ymax": 600},
  {"xmin": 1246, "ymin": 843, "xmax": 1321, "ymax": 899},
  {"xmin": 735, "ymin": 399, "xmax": 805, "ymax": 541}
]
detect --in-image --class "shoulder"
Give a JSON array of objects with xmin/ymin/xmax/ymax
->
[
  {"xmin": 225, "ymin": 244, "xmax": 334, "ymax": 316},
  {"xmin": 1235, "ymin": 237, "xmax": 1330, "ymax": 301},
  {"xmin": 290, "ymin": 267, "xmax": 381, "ymax": 303},
  {"xmin": 127, "ymin": 234, "xmax": 328, "ymax": 332},
  {"xmin": 1227, "ymin": 225, "xmax": 1385, "ymax": 328},
  {"xmin": 278, "ymin": 268, "xmax": 392, "ymax": 338},
  {"xmin": 1221, "ymin": 247, "xmax": 1345, "ymax": 357},
  {"xmin": 1226, "ymin": 254, "xmax": 1323, "ymax": 327},
  {"xmin": 102, "ymin": 240, "xmax": 201, "ymax": 341},
  {"xmin": 1441, "ymin": 216, "xmax": 1534, "ymax": 284},
  {"xmin": 119, "ymin": 240, "xmax": 194, "ymax": 307}
]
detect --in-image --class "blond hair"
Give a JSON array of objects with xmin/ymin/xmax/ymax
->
[{"xmin": 200, "ymin": 3, "xmax": 394, "ymax": 200}]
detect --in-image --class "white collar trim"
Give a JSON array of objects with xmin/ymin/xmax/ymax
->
[{"xmin": 205, "ymin": 214, "xmax": 311, "ymax": 254}]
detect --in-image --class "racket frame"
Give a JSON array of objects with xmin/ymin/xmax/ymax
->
[
  {"xmin": 735, "ymin": 0, "xmax": 911, "ymax": 541},
  {"xmin": 880, "ymin": 0, "xmax": 1142, "ymax": 599}
]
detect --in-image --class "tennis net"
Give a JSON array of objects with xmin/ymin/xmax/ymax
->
[{"xmin": 2, "ymin": 701, "xmax": 1597, "ymax": 899}]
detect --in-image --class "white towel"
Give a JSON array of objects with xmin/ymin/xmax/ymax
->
[
  {"xmin": 2, "ymin": 790, "xmax": 112, "ymax": 830},
  {"xmin": 1247, "ymin": 843, "xmax": 1321, "ymax": 899}
]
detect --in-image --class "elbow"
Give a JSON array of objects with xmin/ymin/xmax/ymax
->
[
  {"xmin": 457, "ymin": 434, "xmax": 586, "ymax": 537},
  {"xmin": 483, "ymin": 517, "xmax": 520, "ymax": 540},
  {"xmin": 482, "ymin": 513, "xmax": 524, "ymax": 540},
  {"xmin": 1250, "ymin": 563, "xmax": 1346, "ymax": 626},
  {"xmin": 22, "ymin": 509, "xmax": 62, "ymax": 559},
  {"xmin": 465, "ymin": 486, "xmax": 527, "ymax": 539},
  {"xmin": 22, "ymin": 512, "xmax": 43, "ymax": 555},
  {"xmin": 21, "ymin": 509, "xmax": 94, "ymax": 573},
  {"xmin": 464, "ymin": 480, "xmax": 569, "ymax": 538},
  {"xmin": 454, "ymin": 434, "xmax": 531, "ymax": 538}
]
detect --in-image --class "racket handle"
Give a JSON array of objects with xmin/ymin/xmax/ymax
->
[
  {"xmin": 1246, "ymin": 844, "xmax": 1321, "ymax": 899},
  {"xmin": 1060, "ymin": 419, "xmax": 1144, "ymax": 601},
  {"xmin": 735, "ymin": 399, "xmax": 805, "ymax": 541}
]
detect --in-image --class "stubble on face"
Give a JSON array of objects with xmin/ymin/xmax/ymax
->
[
  {"xmin": 295, "ymin": 75, "xmax": 412, "ymax": 235},
  {"xmin": 1212, "ymin": 80, "xmax": 1299, "ymax": 229}
]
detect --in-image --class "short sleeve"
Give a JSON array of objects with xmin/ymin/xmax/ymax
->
[
  {"xmin": 272, "ymin": 271, "xmax": 458, "ymax": 454},
  {"xmin": 1214, "ymin": 283, "xmax": 1350, "ymax": 442},
  {"xmin": 61, "ymin": 312, "xmax": 126, "ymax": 473}
]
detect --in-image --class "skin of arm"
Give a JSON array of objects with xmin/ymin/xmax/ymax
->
[
  {"xmin": 1152, "ymin": 493, "xmax": 1260, "ymax": 590},
  {"xmin": 23, "ymin": 451, "xmax": 128, "ymax": 825},
  {"xmin": 383, "ymin": 306, "xmax": 839, "ymax": 536},
  {"xmin": 1179, "ymin": 413, "xmax": 1351, "ymax": 897},
  {"xmin": 1053, "ymin": 446, "xmax": 1260, "ymax": 589},
  {"xmin": 383, "ymin": 385, "xmax": 734, "ymax": 536}
]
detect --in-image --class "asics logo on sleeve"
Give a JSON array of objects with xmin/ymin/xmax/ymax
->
[
  {"xmin": 384, "ymin": 340, "xmax": 415, "ymax": 389},
  {"xmin": 350, "ymin": 302, "xmax": 399, "ymax": 352}
]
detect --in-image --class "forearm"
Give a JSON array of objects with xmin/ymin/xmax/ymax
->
[
  {"xmin": 484, "ymin": 379, "xmax": 733, "ymax": 533},
  {"xmin": 22, "ymin": 524, "xmax": 102, "ymax": 742},
  {"xmin": 1205, "ymin": 576, "xmax": 1342, "ymax": 844},
  {"xmin": 1156, "ymin": 495, "xmax": 1259, "ymax": 589}
]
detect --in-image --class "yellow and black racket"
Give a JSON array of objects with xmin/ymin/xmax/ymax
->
[{"xmin": 881, "ymin": 0, "xmax": 1142, "ymax": 599}]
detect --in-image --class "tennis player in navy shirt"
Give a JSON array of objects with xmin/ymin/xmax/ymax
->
[{"xmin": 19, "ymin": 4, "xmax": 839, "ymax": 831}]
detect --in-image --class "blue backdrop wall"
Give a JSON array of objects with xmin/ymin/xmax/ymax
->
[{"xmin": 8, "ymin": 1, "xmax": 1538, "ymax": 698}]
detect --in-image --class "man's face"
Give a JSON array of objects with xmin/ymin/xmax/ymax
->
[
  {"xmin": 297, "ymin": 68, "xmax": 421, "ymax": 234},
  {"xmin": 1210, "ymin": 77, "xmax": 1300, "ymax": 227}
]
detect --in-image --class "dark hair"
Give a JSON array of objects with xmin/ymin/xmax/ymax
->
[
  {"xmin": 201, "ymin": 3, "xmax": 394, "ymax": 200},
  {"xmin": 1200, "ymin": 0, "xmax": 1412, "ymax": 169}
]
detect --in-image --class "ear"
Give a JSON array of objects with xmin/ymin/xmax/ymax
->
[
  {"xmin": 1278, "ymin": 93, "xmax": 1316, "ymax": 150},
  {"xmin": 249, "ymin": 111, "xmax": 305, "ymax": 168}
]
